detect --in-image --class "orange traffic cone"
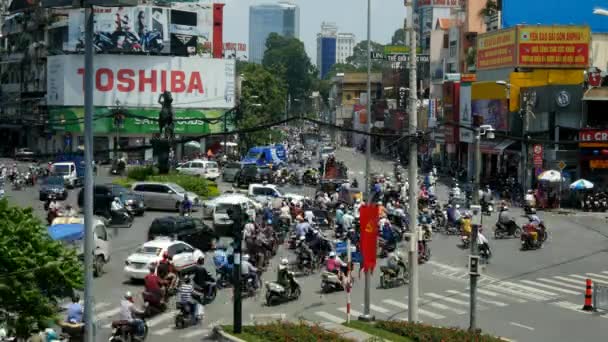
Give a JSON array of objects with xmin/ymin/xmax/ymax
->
[{"xmin": 582, "ymin": 278, "xmax": 594, "ymax": 311}]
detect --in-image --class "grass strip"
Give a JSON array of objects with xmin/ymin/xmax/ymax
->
[{"xmin": 344, "ymin": 321, "xmax": 413, "ymax": 342}]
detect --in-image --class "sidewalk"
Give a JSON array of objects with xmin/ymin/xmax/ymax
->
[{"xmin": 310, "ymin": 321, "xmax": 378, "ymax": 342}]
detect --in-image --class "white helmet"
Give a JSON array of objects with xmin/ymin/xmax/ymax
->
[
  {"xmin": 124, "ymin": 291, "xmax": 132, "ymax": 299},
  {"xmin": 243, "ymin": 254, "xmax": 250, "ymax": 261},
  {"xmin": 299, "ymin": 235, "xmax": 305, "ymax": 241},
  {"xmin": 281, "ymin": 258, "xmax": 289, "ymax": 266},
  {"xmin": 329, "ymin": 251, "xmax": 336, "ymax": 258},
  {"xmin": 455, "ymin": 204, "xmax": 460, "ymax": 209}
]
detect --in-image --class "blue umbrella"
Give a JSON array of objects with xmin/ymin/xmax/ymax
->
[{"xmin": 569, "ymin": 179, "xmax": 594, "ymax": 191}]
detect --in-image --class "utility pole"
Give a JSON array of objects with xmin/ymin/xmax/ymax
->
[
  {"xmin": 82, "ymin": 6, "xmax": 95, "ymax": 342},
  {"xmin": 231, "ymin": 205, "xmax": 243, "ymax": 334},
  {"xmin": 405, "ymin": 0, "xmax": 419, "ymax": 323},
  {"xmin": 360, "ymin": 0, "xmax": 374, "ymax": 322},
  {"xmin": 470, "ymin": 128, "xmax": 481, "ymax": 331},
  {"xmin": 521, "ymin": 90, "xmax": 531, "ymax": 194}
]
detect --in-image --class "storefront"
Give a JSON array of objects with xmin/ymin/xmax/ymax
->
[{"xmin": 579, "ymin": 129, "xmax": 608, "ymax": 186}]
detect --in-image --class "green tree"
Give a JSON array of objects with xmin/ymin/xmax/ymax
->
[
  {"xmin": 391, "ymin": 28, "xmax": 406, "ymax": 45},
  {"xmin": 323, "ymin": 63, "xmax": 358, "ymax": 80},
  {"xmin": 0, "ymin": 199, "xmax": 83, "ymax": 337},
  {"xmin": 262, "ymin": 33, "xmax": 316, "ymax": 102},
  {"xmin": 346, "ymin": 40, "xmax": 385, "ymax": 70}
]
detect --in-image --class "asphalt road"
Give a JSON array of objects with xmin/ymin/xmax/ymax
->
[{"xmin": 4, "ymin": 152, "xmax": 608, "ymax": 342}]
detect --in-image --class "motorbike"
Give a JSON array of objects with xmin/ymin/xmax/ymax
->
[
  {"xmin": 142, "ymin": 292, "xmax": 166, "ymax": 317},
  {"xmin": 215, "ymin": 265, "xmax": 233, "ymax": 289},
  {"xmin": 524, "ymin": 203, "xmax": 537, "ymax": 215},
  {"xmin": 109, "ymin": 316, "xmax": 148, "ymax": 342},
  {"xmin": 107, "ymin": 208, "xmax": 134, "ymax": 228},
  {"xmin": 287, "ymin": 233, "xmax": 298, "ymax": 250},
  {"xmin": 379, "ymin": 262, "xmax": 408, "ymax": 289},
  {"xmin": 418, "ymin": 241, "xmax": 431, "ymax": 263},
  {"xmin": 321, "ymin": 271, "xmax": 345, "ymax": 293},
  {"xmin": 521, "ymin": 223, "xmax": 548, "ymax": 250},
  {"xmin": 482, "ymin": 201, "xmax": 494, "ymax": 216},
  {"xmin": 294, "ymin": 252, "xmax": 315, "ymax": 275},
  {"xmin": 198, "ymin": 281, "xmax": 218, "ymax": 305},
  {"xmin": 58, "ymin": 322, "xmax": 85, "ymax": 342},
  {"xmin": 479, "ymin": 241, "xmax": 492, "ymax": 261},
  {"xmin": 265, "ymin": 272, "xmax": 301, "ymax": 306},
  {"xmin": 110, "ymin": 159, "xmax": 126, "ymax": 176},
  {"xmin": 174, "ymin": 295, "xmax": 204, "ymax": 329},
  {"xmin": 140, "ymin": 30, "xmax": 164, "ymax": 53},
  {"xmin": 494, "ymin": 221, "xmax": 522, "ymax": 239},
  {"xmin": 460, "ymin": 234, "xmax": 470, "ymax": 249},
  {"xmin": 378, "ymin": 237, "xmax": 397, "ymax": 258}
]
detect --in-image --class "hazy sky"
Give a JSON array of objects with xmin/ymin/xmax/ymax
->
[{"xmin": 220, "ymin": 0, "xmax": 406, "ymax": 65}]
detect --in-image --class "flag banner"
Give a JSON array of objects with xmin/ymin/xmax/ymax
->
[{"xmin": 359, "ymin": 204, "xmax": 379, "ymax": 272}]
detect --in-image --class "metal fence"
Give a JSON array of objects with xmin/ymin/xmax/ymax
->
[{"xmin": 593, "ymin": 283, "xmax": 608, "ymax": 311}]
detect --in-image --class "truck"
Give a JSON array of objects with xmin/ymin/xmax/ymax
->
[
  {"xmin": 47, "ymin": 217, "xmax": 111, "ymax": 277},
  {"xmin": 241, "ymin": 145, "xmax": 287, "ymax": 167},
  {"xmin": 318, "ymin": 155, "xmax": 349, "ymax": 192},
  {"xmin": 52, "ymin": 154, "xmax": 86, "ymax": 188}
]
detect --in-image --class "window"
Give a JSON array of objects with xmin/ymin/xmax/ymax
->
[
  {"xmin": 191, "ymin": 162, "xmax": 204, "ymax": 168},
  {"xmin": 443, "ymin": 34, "xmax": 449, "ymax": 49},
  {"xmin": 95, "ymin": 225, "xmax": 108, "ymax": 241},
  {"xmin": 136, "ymin": 246, "xmax": 161, "ymax": 255},
  {"xmin": 252, "ymin": 187, "xmax": 268, "ymax": 196},
  {"xmin": 206, "ymin": 162, "xmax": 218, "ymax": 169}
]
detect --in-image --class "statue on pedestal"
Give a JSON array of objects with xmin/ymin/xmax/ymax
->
[{"xmin": 158, "ymin": 91, "xmax": 174, "ymax": 141}]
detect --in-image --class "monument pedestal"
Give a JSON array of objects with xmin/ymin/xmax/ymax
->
[{"xmin": 151, "ymin": 138, "xmax": 171, "ymax": 174}]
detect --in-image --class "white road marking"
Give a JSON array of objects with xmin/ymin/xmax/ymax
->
[
  {"xmin": 427, "ymin": 260, "xmax": 462, "ymax": 272},
  {"xmin": 551, "ymin": 301, "xmax": 593, "ymax": 315},
  {"xmin": 94, "ymin": 302, "xmax": 111, "ymax": 311},
  {"xmin": 509, "ymin": 322, "xmax": 535, "ymax": 331},
  {"xmin": 571, "ymin": 274, "xmax": 608, "ymax": 285},
  {"xmin": 383, "ymin": 299, "xmax": 446, "ymax": 320},
  {"xmin": 314, "ymin": 311, "xmax": 344, "ymax": 324},
  {"xmin": 586, "ymin": 273, "xmax": 608, "ymax": 282},
  {"xmin": 602, "ymin": 271, "xmax": 608, "ymax": 275},
  {"xmin": 147, "ymin": 310, "xmax": 178, "ymax": 327},
  {"xmin": 554, "ymin": 276, "xmax": 584, "ymax": 286},
  {"xmin": 420, "ymin": 298, "xmax": 466, "ymax": 315},
  {"xmin": 475, "ymin": 288, "xmax": 526, "ymax": 303},
  {"xmin": 519, "ymin": 279, "xmax": 580, "ymax": 295},
  {"xmin": 180, "ymin": 329, "xmax": 210, "ymax": 338},
  {"xmin": 500, "ymin": 281, "xmax": 557, "ymax": 297},
  {"xmin": 482, "ymin": 284, "xmax": 540, "ymax": 301},
  {"xmin": 96, "ymin": 308, "xmax": 121, "ymax": 320},
  {"xmin": 424, "ymin": 292, "xmax": 473, "ymax": 306},
  {"xmin": 152, "ymin": 327, "xmax": 174, "ymax": 336},
  {"xmin": 446, "ymin": 290, "xmax": 508, "ymax": 307},
  {"xmin": 367, "ymin": 304, "xmax": 390, "ymax": 314},
  {"xmin": 338, "ymin": 307, "xmax": 363, "ymax": 317},
  {"xmin": 537, "ymin": 278, "xmax": 586, "ymax": 291}
]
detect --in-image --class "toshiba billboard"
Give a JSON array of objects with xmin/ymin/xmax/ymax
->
[{"xmin": 47, "ymin": 55, "xmax": 235, "ymax": 109}]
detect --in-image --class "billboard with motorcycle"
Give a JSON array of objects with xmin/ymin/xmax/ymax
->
[
  {"xmin": 66, "ymin": 6, "xmax": 170, "ymax": 53},
  {"xmin": 46, "ymin": 54, "xmax": 236, "ymax": 109}
]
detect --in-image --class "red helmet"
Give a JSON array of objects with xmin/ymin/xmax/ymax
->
[{"xmin": 162, "ymin": 251, "xmax": 169, "ymax": 260}]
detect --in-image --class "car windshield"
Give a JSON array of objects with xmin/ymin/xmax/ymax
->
[
  {"xmin": 44, "ymin": 177, "xmax": 64, "ymax": 186},
  {"xmin": 215, "ymin": 203, "xmax": 232, "ymax": 214},
  {"xmin": 321, "ymin": 147, "xmax": 335, "ymax": 154},
  {"xmin": 136, "ymin": 246, "xmax": 161, "ymax": 255},
  {"xmin": 242, "ymin": 166, "xmax": 258, "ymax": 175},
  {"xmin": 111, "ymin": 185, "xmax": 128, "ymax": 196},
  {"xmin": 207, "ymin": 162, "xmax": 218, "ymax": 168},
  {"xmin": 226, "ymin": 162, "xmax": 241, "ymax": 169},
  {"xmin": 246, "ymin": 151, "xmax": 262, "ymax": 159},
  {"xmin": 169, "ymin": 183, "xmax": 186, "ymax": 193},
  {"xmin": 258, "ymin": 167, "xmax": 272, "ymax": 174},
  {"xmin": 53, "ymin": 165, "xmax": 70, "ymax": 175}
]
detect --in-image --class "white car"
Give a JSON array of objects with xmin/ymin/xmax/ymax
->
[
  {"xmin": 212, "ymin": 195, "xmax": 260, "ymax": 236},
  {"xmin": 202, "ymin": 193, "xmax": 261, "ymax": 219},
  {"xmin": 124, "ymin": 238, "xmax": 204, "ymax": 280},
  {"xmin": 176, "ymin": 159, "xmax": 220, "ymax": 181},
  {"xmin": 319, "ymin": 146, "xmax": 335, "ymax": 160}
]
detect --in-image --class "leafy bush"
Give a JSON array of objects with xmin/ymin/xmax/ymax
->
[
  {"xmin": 239, "ymin": 322, "xmax": 355, "ymax": 342},
  {"xmin": 113, "ymin": 177, "xmax": 133, "ymax": 189},
  {"xmin": 126, "ymin": 166, "xmax": 156, "ymax": 181},
  {"xmin": 148, "ymin": 174, "xmax": 220, "ymax": 198},
  {"xmin": 375, "ymin": 321, "xmax": 506, "ymax": 342}
]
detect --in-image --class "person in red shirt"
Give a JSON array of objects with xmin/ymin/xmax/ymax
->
[
  {"xmin": 157, "ymin": 252, "xmax": 177, "ymax": 291},
  {"xmin": 144, "ymin": 266, "xmax": 163, "ymax": 306}
]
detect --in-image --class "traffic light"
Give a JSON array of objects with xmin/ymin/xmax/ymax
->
[{"xmin": 469, "ymin": 255, "xmax": 480, "ymax": 276}]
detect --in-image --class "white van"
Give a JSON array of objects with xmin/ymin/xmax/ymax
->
[
  {"xmin": 176, "ymin": 159, "xmax": 221, "ymax": 181},
  {"xmin": 48, "ymin": 216, "xmax": 111, "ymax": 277},
  {"xmin": 212, "ymin": 194, "xmax": 259, "ymax": 236},
  {"xmin": 52, "ymin": 161, "xmax": 79, "ymax": 188}
]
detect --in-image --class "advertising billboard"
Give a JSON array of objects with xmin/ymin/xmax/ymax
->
[
  {"xmin": 471, "ymin": 99, "xmax": 509, "ymax": 131},
  {"xmin": 517, "ymin": 25, "xmax": 590, "ymax": 68},
  {"xmin": 66, "ymin": 6, "xmax": 170, "ymax": 54},
  {"xmin": 477, "ymin": 25, "xmax": 590, "ymax": 70},
  {"xmin": 46, "ymin": 55, "xmax": 236, "ymax": 109},
  {"xmin": 476, "ymin": 28, "xmax": 516, "ymax": 70},
  {"xmin": 416, "ymin": 0, "xmax": 464, "ymax": 8},
  {"xmin": 459, "ymin": 83, "xmax": 473, "ymax": 143},
  {"xmin": 170, "ymin": 5, "xmax": 213, "ymax": 56}
]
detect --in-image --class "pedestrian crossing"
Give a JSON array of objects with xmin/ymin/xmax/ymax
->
[{"xmin": 311, "ymin": 271, "xmax": 608, "ymax": 324}]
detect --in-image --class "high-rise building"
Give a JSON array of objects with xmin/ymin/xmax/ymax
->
[
  {"xmin": 336, "ymin": 33, "xmax": 356, "ymax": 64},
  {"xmin": 316, "ymin": 22, "xmax": 337, "ymax": 78},
  {"xmin": 249, "ymin": 2, "xmax": 300, "ymax": 64}
]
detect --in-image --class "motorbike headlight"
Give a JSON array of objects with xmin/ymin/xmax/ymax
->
[{"xmin": 126, "ymin": 199, "xmax": 134, "ymax": 205}]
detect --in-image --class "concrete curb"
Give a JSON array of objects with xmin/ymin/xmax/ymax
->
[{"xmin": 210, "ymin": 326, "xmax": 248, "ymax": 342}]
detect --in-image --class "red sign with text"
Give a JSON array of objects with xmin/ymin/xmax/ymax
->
[
  {"xmin": 579, "ymin": 129, "xmax": 608, "ymax": 142},
  {"xmin": 533, "ymin": 144, "xmax": 543, "ymax": 167}
]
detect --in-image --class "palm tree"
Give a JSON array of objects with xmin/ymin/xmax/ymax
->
[{"xmin": 478, "ymin": 0, "xmax": 499, "ymax": 18}]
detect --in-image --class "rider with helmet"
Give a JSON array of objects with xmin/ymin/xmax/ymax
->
[
  {"xmin": 241, "ymin": 254, "xmax": 259, "ymax": 289},
  {"xmin": 386, "ymin": 251, "xmax": 405, "ymax": 275},
  {"xmin": 277, "ymin": 258, "xmax": 296, "ymax": 296},
  {"xmin": 193, "ymin": 256, "xmax": 214, "ymax": 298},
  {"xmin": 119, "ymin": 292, "xmax": 145, "ymax": 337}
]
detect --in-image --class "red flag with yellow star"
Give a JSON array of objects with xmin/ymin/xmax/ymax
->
[{"xmin": 359, "ymin": 204, "xmax": 379, "ymax": 272}]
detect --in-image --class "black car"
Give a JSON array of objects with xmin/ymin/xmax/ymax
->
[
  {"xmin": 39, "ymin": 176, "xmax": 68, "ymax": 201},
  {"xmin": 222, "ymin": 161, "xmax": 243, "ymax": 182},
  {"xmin": 78, "ymin": 184, "xmax": 145, "ymax": 217},
  {"xmin": 148, "ymin": 216, "xmax": 217, "ymax": 252},
  {"xmin": 234, "ymin": 164, "xmax": 272, "ymax": 188}
]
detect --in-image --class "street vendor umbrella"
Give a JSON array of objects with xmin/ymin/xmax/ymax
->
[
  {"xmin": 569, "ymin": 179, "xmax": 594, "ymax": 191},
  {"xmin": 184, "ymin": 140, "xmax": 201, "ymax": 149},
  {"xmin": 537, "ymin": 170, "xmax": 564, "ymax": 183}
]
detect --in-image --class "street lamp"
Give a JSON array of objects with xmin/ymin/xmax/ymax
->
[{"xmin": 469, "ymin": 123, "xmax": 495, "ymax": 332}]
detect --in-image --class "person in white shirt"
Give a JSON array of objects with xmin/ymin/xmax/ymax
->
[
  {"xmin": 304, "ymin": 208, "xmax": 315, "ymax": 225},
  {"xmin": 243, "ymin": 220, "xmax": 256, "ymax": 240},
  {"xmin": 524, "ymin": 190, "xmax": 536, "ymax": 207},
  {"xmin": 48, "ymin": 198, "xmax": 60, "ymax": 211},
  {"xmin": 65, "ymin": 205, "xmax": 77, "ymax": 217},
  {"xmin": 119, "ymin": 292, "xmax": 144, "ymax": 337},
  {"xmin": 342, "ymin": 211, "xmax": 355, "ymax": 230},
  {"xmin": 279, "ymin": 202, "xmax": 291, "ymax": 224}
]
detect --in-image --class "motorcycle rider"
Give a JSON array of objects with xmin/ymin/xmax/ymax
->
[
  {"xmin": 477, "ymin": 228, "xmax": 491, "ymax": 258},
  {"xmin": 295, "ymin": 215, "xmax": 311, "ymax": 240},
  {"xmin": 304, "ymin": 206, "xmax": 315, "ymax": 225},
  {"xmin": 243, "ymin": 218, "xmax": 256, "ymax": 241},
  {"xmin": 241, "ymin": 254, "xmax": 259, "ymax": 290},
  {"xmin": 177, "ymin": 275, "xmax": 201, "ymax": 323},
  {"xmin": 296, "ymin": 235, "xmax": 314, "ymax": 269},
  {"xmin": 525, "ymin": 214, "xmax": 545, "ymax": 245},
  {"xmin": 326, "ymin": 251, "xmax": 347, "ymax": 282},
  {"xmin": 498, "ymin": 205, "xmax": 518, "ymax": 235},
  {"xmin": 386, "ymin": 251, "xmax": 405, "ymax": 276},
  {"xmin": 156, "ymin": 251, "xmax": 177, "ymax": 293},
  {"xmin": 144, "ymin": 265, "xmax": 164, "ymax": 308},
  {"xmin": 525, "ymin": 189, "xmax": 536, "ymax": 209},
  {"xmin": 119, "ymin": 292, "xmax": 145, "ymax": 338},
  {"xmin": 180, "ymin": 194, "xmax": 192, "ymax": 216},
  {"xmin": 65, "ymin": 204, "xmax": 77, "ymax": 217},
  {"xmin": 447, "ymin": 204, "xmax": 462, "ymax": 227},
  {"xmin": 277, "ymin": 258, "xmax": 295, "ymax": 296},
  {"xmin": 110, "ymin": 196, "xmax": 129, "ymax": 224},
  {"xmin": 481, "ymin": 185, "xmax": 493, "ymax": 209},
  {"xmin": 65, "ymin": 294, "xmax": 83, "ymax": 324},
  {"xmin": 342, "ymin": 209, "xmax": 355, "ymax": 231}
]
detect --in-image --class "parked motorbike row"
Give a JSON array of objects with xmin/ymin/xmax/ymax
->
[{"xmin": 583, "ymin": 192, "xmax": 608, "ymax": 212}]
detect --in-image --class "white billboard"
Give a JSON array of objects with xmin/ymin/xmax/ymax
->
[
  {"xmin": 47, "ymin": 55, "xmax": 235, "ymax": 109},
  {"xmin": 459, "ymin": 83, "xmax": 473, "ymax": 143}
]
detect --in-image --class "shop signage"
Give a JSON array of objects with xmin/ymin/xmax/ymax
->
[
  {"xmin": 459, "ymin": 84, "xmax": 473, "ymax": 143},
  {"xmin": 416, "ymin": 0, "xmax": 464, "ymax": 8},
  {"xmin": 517, "ymin": 25, "xmax": 590, "ymax": 68},
  {"xmin": 590, "ymin": 160, "xmax": 608, "ymax": 169},
  {"xmin": 533, "ymin": 144, "xmax": 543, "ymax": 167},
  {"xmin": 444, "ymin": 73, "xmax": 461, "ymax": 81},
  {"xmin": 46, "ymin": 55, "xmax": 235, "ymax": 109},
  {"xmin": 579, "ymin": 129, "xmax": 608, "ymax": 142},
  {"xmin": 476, "ymin": 28, "xmax": 517, "ymax": 70},
  {"xmin": 383, "ymin": 45, "xmax": 422, "ymax": 54},
  {"xmin": 461, "ymin": 73, "xmax": 477, "ymax": 82}
]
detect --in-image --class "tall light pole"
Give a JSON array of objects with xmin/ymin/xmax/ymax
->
[
  {"xmin": 359, "ymin": 0, "xmax": 374, "ymax": 322},
  {"xmin": 405, "ymin": 0, "xmax": 419, "ymax": 323}
]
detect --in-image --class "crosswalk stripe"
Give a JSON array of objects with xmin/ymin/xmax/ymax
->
[
  {"xmin": 96, "ymin": 308, "xmax": 121, "ymax": 320},
  {"xmin": 551, "ymin": 301, "xmax": 593, "ymax": 315},
  {"xmin": 476, "ymin": 288, "xmax": 526, "ymax": 303},
  {"xmin": 538, "ymin": 278, "xmax": 586, "ymax": 291},
  {"xmin": 483, "ymin": 284, "xmax": 540, "ymax": 301},
  {"xmin": 446, "ymin": 290, "xmax": 508, "ymax": 307},
  {"xmin": 315, "ymin": 311, "xmax": 344, "ymax": 324},
  {"xmin": 383, "ymin": 299, "xmax": 446, "ymax": 320},
  {"xmin": 147, "ymin": 310, "xmax": 178, "ymax": 327},
  {"xmin": 420, "ymin": 298, "xmax": 466, "ymax": 315},
  {"xmin": 519, "ymin": 280, "xmax": 580, "ymax": 295},
  {"xmin": 554, "ymin": 276, "xmax": 584, "ymax": 286},
  {"xmin": 153, "ymin": 327, "xmax": 175, "ymax": 336},
  {"xmin": 586, "ymin": 273, "xmax": 608, "ymax": 282},
  {"xmin": 424, "ymin": 292, "xmax": 474, "ymax": 307},
  {"xmin": 571, "ymin": 274, "xmax": 608, "ymax": 285},
  {"xmin": 602, "ymin": 271, "xmax": 608, "ymax": 275},
  {"xmin": 338, "ymin": 307, "xmax": 362, "ymax": 317},
  {"xmin": 500, "ymin": 281, "xmax": 557, "ymax": 297},
  {"xmin": 180, "ymin": 329, "xmax": 210, "ymax": 338},
  {"xmin": 369, "ymin": 304, "xmax": 391, "ymax": 314}
]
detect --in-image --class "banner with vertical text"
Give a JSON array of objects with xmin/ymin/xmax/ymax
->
[{"xmin": 359, "ymin": 204, "xmax": 379, "ymax": 273}]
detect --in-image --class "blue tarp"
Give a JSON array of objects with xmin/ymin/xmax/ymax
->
[{"xmin": 48, "ymin": 223, "xmax": 84, "ymax": 242}]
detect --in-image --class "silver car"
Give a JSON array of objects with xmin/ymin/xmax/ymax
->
[{"xmin": 131, "ymin": 182, "xmax": 199, "ymax": 211}]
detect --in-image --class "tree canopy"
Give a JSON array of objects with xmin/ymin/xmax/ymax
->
[
  {"xmin": 346, "ymin": 40, "xmax": 385, "ymax": 71},
  {"xmin": 391, "ymin": 28, "xmax": 406, "ymax": 45},
  {"xmin": 0, "ymin": 199, "xmax": 83, "ymax": 337},
  {"xmin": 262, "ymin": 33, "xmax": 316, "ymax": 101}
]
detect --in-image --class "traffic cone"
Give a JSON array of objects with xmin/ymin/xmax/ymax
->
[{"xmin": 582, "ymin": 278, "xmax": 594, "ymax": 311}]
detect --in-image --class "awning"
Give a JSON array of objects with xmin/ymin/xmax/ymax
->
[
  {"xmin": 583, "ymin": 87, "xmax": 608, "ymax": 101},
  {"xmin": 479, "ymin": 139, "xmax": 516, "ymax": 154}
]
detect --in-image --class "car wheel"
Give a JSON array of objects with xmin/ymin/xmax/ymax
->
[
  {"xmin": 93, "ymin": 255, "xmax": 104, "ymax": 277},
  {"xmin": 175, "ymin": 201, "xmax": 181, "ymax": 211}
]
